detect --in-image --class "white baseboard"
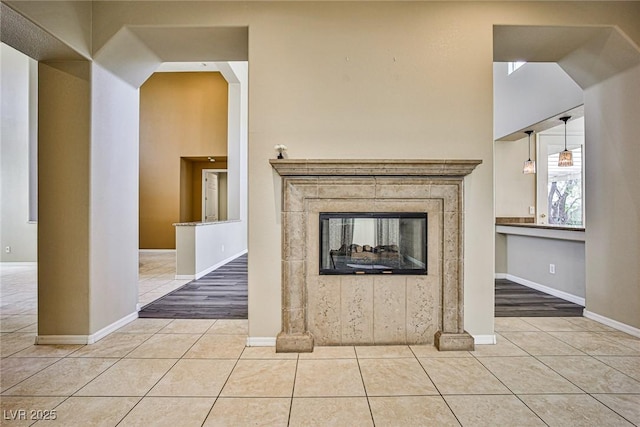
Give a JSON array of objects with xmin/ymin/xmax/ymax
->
[
  {"xmin": 495, "ymin": 273, "xmax": 507, "ymax": 279},
  {"xmin": 36, "ymin": 311, "xmax": 138, "ymax": 345},
  {"xmin": 505, "ymin": 274, "xmax": 585, "ymax": 306},
  {"xmin": 583, "ymin": 310, "xmax": 640, "ymax": 338},
  {"xmin": 177, "ymin": 250, "xmax": 248, "ymax": 280},
  {"xmin": 0, "ymin": 262, "xmax": 38, "ymax": 267},
  {"xmin": 35, "ymin": 335, "xmax": 87, "ymax": 345},
  {"xmin": 247, "ymin": 337, "xmax": 276, "ymax": 347},
  {"xmin": 473, "ymin": 334, "xmax": 497, "ymax": 345},
  {"xmin": 139, "ymin": 249, "xmax": 175, "ymax": 253}
]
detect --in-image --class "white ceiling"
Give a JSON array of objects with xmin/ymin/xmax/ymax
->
[{"xmin": 156, "ymin": 62, "xmax": 220, "ymax": 72}]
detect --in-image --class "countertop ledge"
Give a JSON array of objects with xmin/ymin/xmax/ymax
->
[
  {"xmin": 496, "ymin": 223, "xmax": 585, "ymax": 232},
  {"xmin": 174, "ymin": 220, "xmax": 241, "ymax": 226}
]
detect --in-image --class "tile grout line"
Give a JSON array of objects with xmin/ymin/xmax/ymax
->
[
  {"xmin": 528, "ymin": 350, "xmax": 640, "ymax": 424},
  {"xmin": 492, "ymin": 329, "xmax": 640, "ymax": 424},
  {"xmin": 70, "ymin": 320, "xmax": 185, "ymax": 425},
  {"xmin": 197, "ymin": 344, "xmax": 249, "ymax": 427},
  {"xmin": 408, "ymin": 346, "xmax": 464, "ymax": 426},
  {"xmin": 589, "ymin": 394, "xmax": 640, "ymax": 426},
  {"xmin": 354, "ymin": 348, "xmax": 376, "ymax": 426},
  {"xmin": 112, "ymin": 324, "xmax": 213, "ymax": 426},
  {"xmin": 469, "ymin": 349, "xmax": 550, "ymax": 426},
  {"xmin": 286, "ymin": 355, "xmax": 300, "ymax": 427}
]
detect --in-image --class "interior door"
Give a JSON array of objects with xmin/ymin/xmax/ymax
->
[{"xmin": 203, "ymin": 171, "xmax": 219, "ymax": 222}]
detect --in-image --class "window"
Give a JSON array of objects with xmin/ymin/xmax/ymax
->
[
  {"xmin": 507, "ymin": 61, "xmax": 526, "ymax": 75},
  {"xmin": 546, "ymin": 147, "xmax": 583, "ymax": 225},
  {"xmin": 536, "ymin": 118, "xmax": 585, "ymax": 226}
]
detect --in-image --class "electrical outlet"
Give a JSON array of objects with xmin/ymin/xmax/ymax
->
[
  {"xmin": 221, "ymin": 244, "xmax": 225, "ymax": 252},
  {"xmin": 5, "ymin": 246, "xmax": 11, "ymax": 254},
  {"xmin": 549, "ymin": 264, "xmax": 555, "ymax": 274},
  {"xmin": 529, "ymin": 206, "xmax": 535, "ymax": 215}
]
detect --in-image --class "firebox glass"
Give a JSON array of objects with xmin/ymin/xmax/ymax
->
[{"xmin": 319, "ymin": 212, "xmax": 427, "ymax": 275}]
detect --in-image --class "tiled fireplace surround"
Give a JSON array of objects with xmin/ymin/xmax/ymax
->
[{"xmin": 270, "ymin": 159, "xmax": 482, "ymax": 352}]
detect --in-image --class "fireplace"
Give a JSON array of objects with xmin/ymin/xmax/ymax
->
[
  {"xmin": 270, "ymin": 159, "xmax": 481, "ymax": 352},
  {"xmin": 319, "ymin": 212, "xmax": 427, "ymax": 275}
]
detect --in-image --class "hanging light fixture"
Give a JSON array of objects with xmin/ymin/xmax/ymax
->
[
  {"xmin": 523, "ymin": 130, "xmax": 536, "ymax": 174},
  {"xmin": 558, "ymin": 116, "xmax": 573, "ymax": 167}
]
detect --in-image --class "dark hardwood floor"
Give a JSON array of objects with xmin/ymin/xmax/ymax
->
[
  {"xmin": 139, "ymin": 254, "xmax": 248, "ymax": 319},
  {"xmin": 495, "ymin": 278, "xmax": 584, "ymax": 317},
  {"xmin": 140, "ymin": 260, "xmax": 581, "ymax": 319}
]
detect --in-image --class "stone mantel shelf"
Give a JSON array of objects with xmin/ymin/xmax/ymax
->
[{"xmin": 270, "ymin": 159, "xmax": 482, "ymax": 177}]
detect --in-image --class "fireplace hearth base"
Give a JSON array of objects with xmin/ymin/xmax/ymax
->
[
  {"xmin": 275, "ymin": 331, "xmax": 314, "ymax": 353},
  {"xmin": 435, "ymin": 330, "xmax": 476, "ymax": 351}
]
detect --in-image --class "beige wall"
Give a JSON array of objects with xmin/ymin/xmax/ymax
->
[
  {"xmin": 91, "ymin": 1, "xmax": 640, "ymax": 338},
  {"xmin": 3, "ymin": 1, "xmax": 639, "ymax": 339},
  {"xmin": 495, "ymin": 137, "xmax": 537, "ymax": 218},
  {"xmin": 585, "ymin": 64, "xmax": 640, "ymax": 329},
  {"xmin": 37, "ymin": 60, "xmax": 92, "ymax": 335},
  {"xmin": 139, "ymin": 72, "xmax": 228, "ymax": 248}
]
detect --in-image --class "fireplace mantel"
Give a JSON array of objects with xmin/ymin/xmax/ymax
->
[
  {"xmin": 271, "ymin": 159, "xmax": 482, "ymax": 352},
  {"xmin": 269, "ymin": 159, "xmax": 482, "ymax": 177}
]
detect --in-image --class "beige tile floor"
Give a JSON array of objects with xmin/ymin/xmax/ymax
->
[{"xmin": 1, "ymin": 253, "xmax": 640, "ymax": 426}]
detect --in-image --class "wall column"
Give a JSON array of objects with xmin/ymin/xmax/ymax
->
[
  {"xmin": 37, "ymin": 60, "xmax": 140, "ymax": 343},
  {"xmin": 37, "ymin": 61, "xmax": 92, "ymax": 340}
]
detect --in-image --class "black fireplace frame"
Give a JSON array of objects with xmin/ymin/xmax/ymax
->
[{"xmin": 319, "ymin": 212, "xmax": 428, "ymax": 275}]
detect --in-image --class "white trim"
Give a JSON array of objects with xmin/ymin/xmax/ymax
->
[
  {"xmin": 495, "ymin": 273, "xmax": 507, "ymax": 279},
  {"xmin": 36, "ymin": 311, "xmax": 138, "ymax": 345},
  {"xmin": 139, "ymin": 249, "xmax": 176, "ymax": 253},
  {"xmin": 583, "ymin": 310, "xmax": 640, "ymax": 338},
  {"xmin": 89, "ymin": 311, "xmax": 138, "ymax": 343},
  {"xmin": 176, "ymin": 250, "xmax": 248, "ymax": 280},
  {"xmin": 136, "ymin": 303, "xmax": 142, "ymax": 311},
  {"xmin": 473, "ymin": 334, "xmax": 497, "ymax": 345},
  {"xmin": 505, "ymin": 274, "xmax": 585, "ymax": 306},
  {"xmin": 35, "ymin": 335, "xmax": 88, "ymax": 345},
  {"xmin": 247, "ymin": 337, "xmax": 276, "ymax": 347},
  {"xmin": 0, "ymin": 262, "xmax": 38, "ymax": 267}
]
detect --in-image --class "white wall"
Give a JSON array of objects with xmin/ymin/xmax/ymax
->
[
  {"xmin": 175, "ymin": 221, "xmax": 247, "ymax": 279},
  {"xmin": 219, "ymin": 61, "xmax": 249, "ymax": 259},
  {"xmin": 89, "ymin": 63, "xmax": 140, "ymax": 333},
  {"xmin": 494, "ymin": 62, "xmax": 583, "ymax": 140},
  {"xmin": 1, "ymin": 43, "xmax": 37, "ymax": 262}
]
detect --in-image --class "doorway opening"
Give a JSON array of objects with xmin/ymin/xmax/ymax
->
[{"xmin": 203, "ymin": 169, "xmax": 228, "ymax": 222}]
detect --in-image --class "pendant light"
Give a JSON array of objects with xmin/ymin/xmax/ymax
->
[
  {"xmin": 558, "ymin": 116, "xmax": 573, "ymax": 167},
  {"xmin": 523, "ymin": 130, "xmax": 536, "ymax": 174}
]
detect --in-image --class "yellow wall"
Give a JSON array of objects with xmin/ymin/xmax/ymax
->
[{"xmin": 139, "ymin": 72, "xmax": 228, "ymax": 248}]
